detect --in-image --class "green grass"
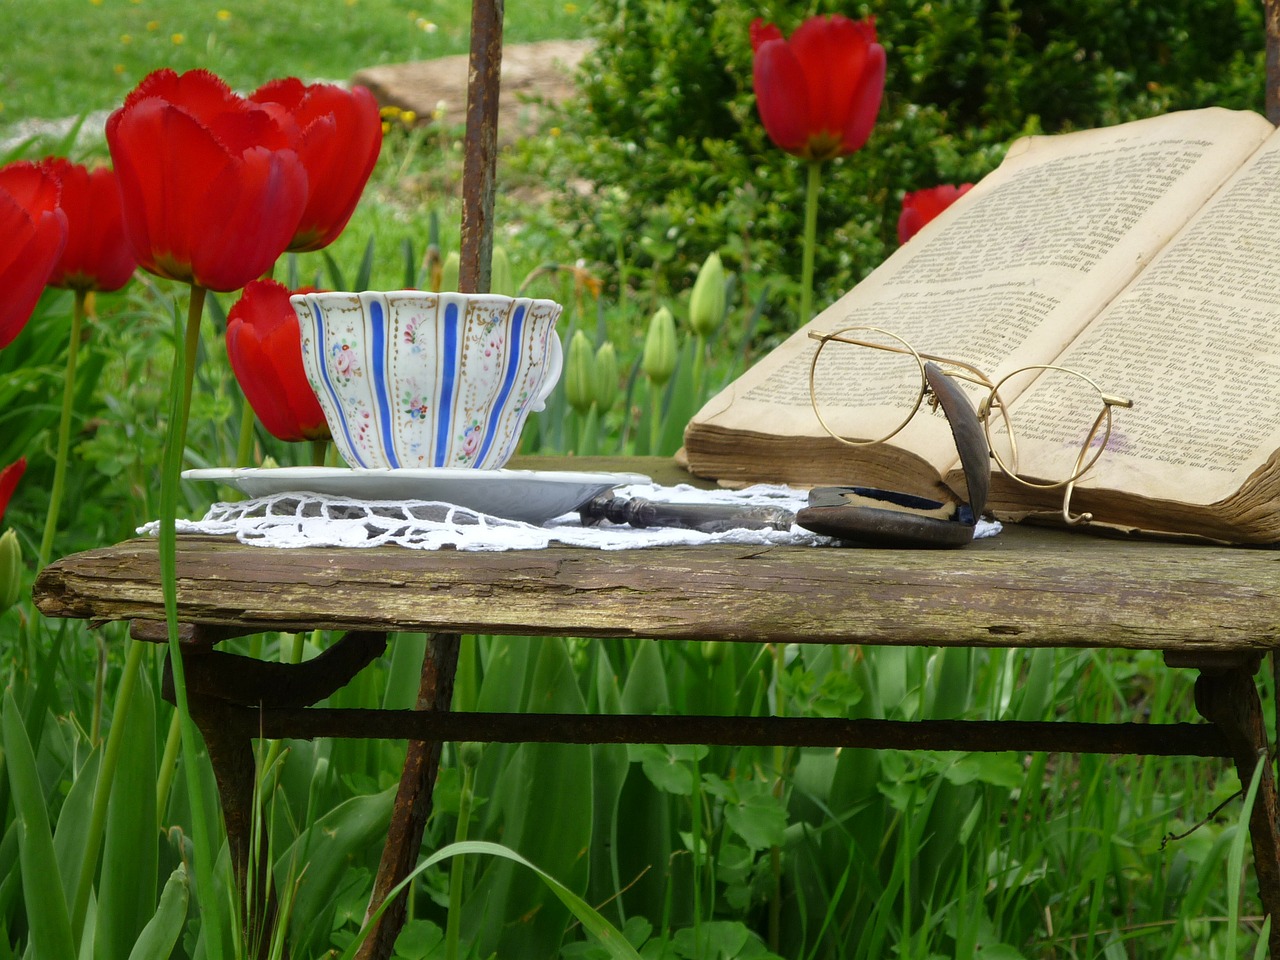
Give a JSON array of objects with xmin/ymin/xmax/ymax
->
[{"xmin": 0, "ymin": 0, "xmax": 593, "ymax": 128}]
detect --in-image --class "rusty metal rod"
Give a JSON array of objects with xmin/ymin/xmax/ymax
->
[
  {"xmin": 1268, "ymin": 0, "xmax": 1280, "ymax": 124},
  {"xmin": 164, "ymin": 631, "xmax": 388, "ymax": 708},
  {"xmin": 458, "ymin": 0, "xmax": 504, "ymax": 294},
  {"xmin": 239, "ymin": 708, "xmax": 1231, "ymax": 757}
]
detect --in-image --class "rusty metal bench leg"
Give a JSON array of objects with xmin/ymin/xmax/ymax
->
[
  {"xmin": 158, "ymin": 627, "xmax": 392, "ymax": 958},
  {"xmin": 1194, "ymin": 660, "xmax": 1280, "ymax": 956},
  {"xmin": 356, "ymin": 633, "xmax": 461, "ymax": 960}
]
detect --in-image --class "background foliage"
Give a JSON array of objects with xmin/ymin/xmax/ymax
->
[{"xmin": 543, "ymin": 0, "xmax": 1265, "ymax": 333}]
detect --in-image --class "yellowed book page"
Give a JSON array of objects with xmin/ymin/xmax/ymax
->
[
  {"xmin": 689, "ymin": 107, "xmax": 1273, "ymax": 477},
  {"xmin": 1006, "ymin": 125, "xmax": 1280, "ymax": 506}
]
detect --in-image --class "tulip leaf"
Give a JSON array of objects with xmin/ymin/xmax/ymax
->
[
  {"xmin": 97, "ymin": 675, "xmax": 159, "ymax": 960},
  {"xmin": 3, "ymin": 689, "xmax": 77, "ymax": 960},
  {"xmin": 124, "ymin": 864, "xmax": 189, "ymax": 960}
]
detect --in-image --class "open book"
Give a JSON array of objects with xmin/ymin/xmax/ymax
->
[{"xmin": 682, "ymin": 107, "xmax": 1280, "ymax": 543}]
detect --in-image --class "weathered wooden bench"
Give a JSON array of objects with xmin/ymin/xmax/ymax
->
[{"xmin": 31, "ymin": 453, "xmax": 1280, "ymax": 957}]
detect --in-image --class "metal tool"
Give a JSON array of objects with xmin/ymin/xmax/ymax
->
[{"xmin": 579, "ymin": 493, "xmax": 795, "ymax": 533}]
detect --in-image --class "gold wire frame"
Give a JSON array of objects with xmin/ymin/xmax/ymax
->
[{"xmin": 806, "ymin": 326, "xmax": 1133, "ymax": 524}]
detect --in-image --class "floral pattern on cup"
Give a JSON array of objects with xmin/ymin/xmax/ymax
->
[
  {"xmin": 292, "ymin": 289, "xmax": 563, "ymax": 469},
  {"xmin": 331, "ymin": 340, "xmax": 362, "ymax": 382}
]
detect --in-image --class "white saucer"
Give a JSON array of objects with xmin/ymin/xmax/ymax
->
[{"xmin": 183, "ymin": 466, "xmax": 650, "ymax": 524}]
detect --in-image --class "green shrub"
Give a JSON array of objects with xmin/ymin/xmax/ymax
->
[{"xmin": 545, "ymin": 0, "xmax": 1265, "ymax": 334}]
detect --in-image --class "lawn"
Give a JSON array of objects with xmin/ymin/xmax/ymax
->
[{"xmin": 0, "ymin": 0, "xmax": 591, "ymax": 125}]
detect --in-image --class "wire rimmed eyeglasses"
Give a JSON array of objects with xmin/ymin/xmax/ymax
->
[{"xmin": 806, "ymin": 326, "xmax": 1134, "ymax": 525}]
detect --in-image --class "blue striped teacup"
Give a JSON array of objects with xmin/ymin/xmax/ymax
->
[{"xmin": 291, "ymin": 290, "xmax": 563, "ymax": 470}]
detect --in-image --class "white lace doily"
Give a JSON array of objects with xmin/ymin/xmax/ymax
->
[{"xmin": 140, "ymin": 482, "xmax": 999, "ymax": 552}]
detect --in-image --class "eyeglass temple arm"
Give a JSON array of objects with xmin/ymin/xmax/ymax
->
[
  {"xmin": 806, "ymin": 330, "xmax": 993, "ymax": 386},
  {"xmin": 1060, "ymin": 404, "xmax": 1120, "ymax": 525}
]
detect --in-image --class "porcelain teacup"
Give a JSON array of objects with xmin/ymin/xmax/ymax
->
[{"xmin": 291, "ymin": 290, "xmax": 563, "ymax": 470}]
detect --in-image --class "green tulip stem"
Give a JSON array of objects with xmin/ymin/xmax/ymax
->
[
  {"xmin": 692, "ymin": 334, "xmax": 707, "ymax": 409},
  {"xmin": 577, "ymin": 405, "xmax": 600, "ymax": 457},
  {"xmin": 800, "ymin": 159, "xmax": 823, "ymax": 328},
  {"xmin": 311, "ymin": 439, "xmax": 329, "ymax": 467},
  {"xmin": 444, "ymin": 759, "xmax": 477, "ymax": 960},
  {"xmin": 160, "ymin": 283, "xmax": 229, "ymax": 959},
  {"xmin": 236, "ymin": 401, "xmax": 256, "ymax": 467},
  {"xmin": 648, "ymin": 379, "xmax": 663, "ymax": 455},
  {"xmin": 155, "ymin": 709, "xmax": 182, "ymax": 827},
  {"xmin": 38, "ymin": 289, "xmax": 87, "ymax": 570},
  {"xmin": 769, "ymin": 642, "xmax": 789, "ymax": 951},
  {"xmin": 71, "ymin": 635, "xmax": 146, "ymax": 945}
]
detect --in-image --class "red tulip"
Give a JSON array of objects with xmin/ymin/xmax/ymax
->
[
  {"xmin": 250, "ymin": 79, "xmax": 382, "ymax": 253},
  {"xmin": 105, "ymin": 68, "xmax": 309, "ymax": 293},
  {"xmin": 750, "ymin": 15, "xmax": 886, "ymax": 163},
  {"xmin": 37, "ymin": 157, "xmax": 137, "ymax": 293},
  {"xmin": 0, "ymin": 458, "xmax": 25, "ymax": 524},
  {"xmin": 0, "ymin": 162, "xmax": 68, "ymax": 348},
  {"xmin": 898, "ymin": 183, "xmax": 975, "ymax": 244},
  {"xmin": 226, "ymin": 279, "xmax": 331, "ymax": 442}
]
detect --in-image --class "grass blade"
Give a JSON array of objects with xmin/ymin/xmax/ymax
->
[
  {"xmin": 1226, "ymin": 754, "xmax": 1265, "ymax": 958},
  {"xmin": 339, "ymin": 840, "xmax": 644, "ymax": 960}
]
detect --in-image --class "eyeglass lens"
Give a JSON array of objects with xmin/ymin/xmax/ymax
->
[
  {"xmin": 985, "ymin": 366, "xmax": 1113, "ymax": 487},
  {"xmin": 810, "ymin": 328, "xmax": 928, "ymax": 445}
]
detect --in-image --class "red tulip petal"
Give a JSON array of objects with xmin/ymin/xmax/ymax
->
[
  {"xmin": 261, "ymin": 318, "xmax": 329, "ymax": 439},
  {"xmin": 787, "ymin": 16, "xmax": 878, "ymax": 154},
  {"xmin": 108, "ymin": 98, "xmax": 240, "ymax": 284},
  {"xmin": 789, "ymin": 17, "xmax": 855, "ymax": 137},
  {"xmin": 752, "ymin": 38, "xmax": 811, "ymax": 156},
  {"xmin": 228, "ymin": 321, "xmax": 301, "ymax": 440},
  {"xmin": 196, "ymin": 147, "xmax": 307, "ymax": 291},
  {"xmin": 750, "ymin": 18, "xmax": 783, "ymax": 52},
  {"xmin": 226, "ymin": 280, "xmax": 330, "ymax": 442},
  {"xmin": 0, "ymin": 457, "xmax": 26, "ymax": 523},
  {"xmin": 250, "ymin": 77, "xmax": 306, "ymax": 111},
  {"xmin": 898, "ymin": 183, "xmax": 974, "ymax": 243},
  {"xmin": 254, "ymin": 82, "xmax": 382, "ymax": 252},
  {"xmin": 0, "ymin": 162, "xmax": 62, "ymax": 213},
  {"xmin": 123, "ymin": 69, "xmax": 234, "ymax": 121},
  {"xmin": 839, "ymin": 41, "xmax": 885, "ymax": 154},
  {"xmin": 40, "ymin": 158, "xmax": 137, "ymax": 292},
  {"xmin": 0, "ymin": 190, "xmax": 67, "ymax": 348}
]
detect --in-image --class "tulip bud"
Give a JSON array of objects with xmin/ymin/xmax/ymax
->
[
  {"xmin": 489, "ymin": 245, "xmax": 515, "ymax": 297},
  {"xmin": 594, "ymin": 341, "xmax": 619, "ymax": 412},
  {"xmin": 441, "ymin": 251, "xmax": 460, "ymax": 293},
  {"xmin": 0, "ymin": 529, "xmax": 23, "ymax": 612},
  {"xmin": 688, "ymin": 251, "xmax": 726, "ymax": 339},
  {"xmin": 565, "ymin": 330, "xmax": 595, "ymax": 415},
  {"xmin": 458, "ymin": 741, "xmax": 483, "ymax": 769},
  {"xmin": 643, "ymin": 306, "xmax": 678, "ymax": 386}
]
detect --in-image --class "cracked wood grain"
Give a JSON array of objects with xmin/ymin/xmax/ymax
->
[{"xmin": 32, "ymin": 526, "xmax": 1280, "ymax": 656}]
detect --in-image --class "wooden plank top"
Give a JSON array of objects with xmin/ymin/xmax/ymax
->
[{"xmin": 31, "ymin": 520, "xmax": 1280, "ymax": 655}]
